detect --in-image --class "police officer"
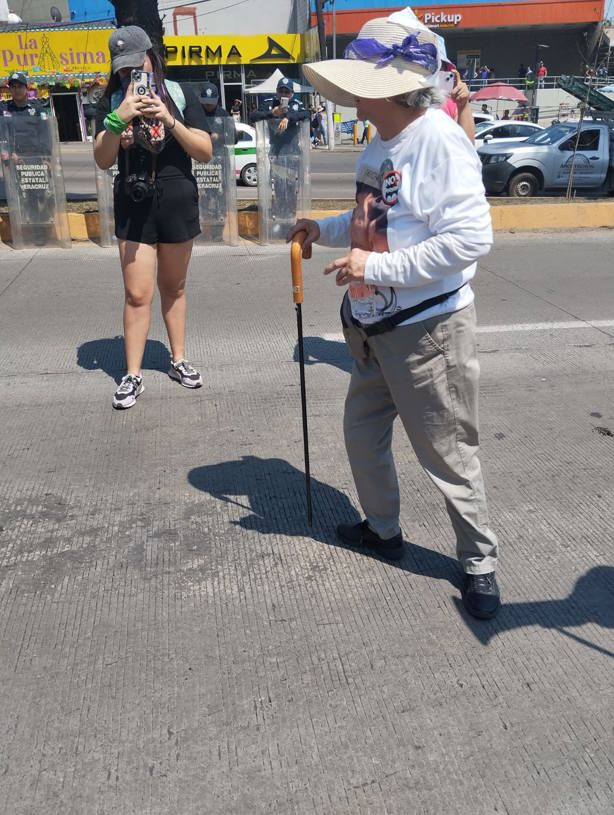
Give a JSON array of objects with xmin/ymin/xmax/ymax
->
[
  {"xmin": 1, "ymin": 72, "xmax": 53, "ymax": 244},
  {"xmin": 197, "ymin": 81, "xmax": 233, "ymax": 241},
  {"xmin": 1, "ymin": 72, "xmax": 42, "ymax": 117},
  {"xmin": 250, "ymin": 76, "xmax": 309, "ymax": 237}
]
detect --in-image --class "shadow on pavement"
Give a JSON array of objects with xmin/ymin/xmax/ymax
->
[
  {"xmin": 77, "ymin": 336, "xmax": 171, "ymax": 383},
  {"xmin": 456, "ymin": 565, "xmax": 614, "ymax": 658},
  {"xmin": 189, "ymin": 454, "xmax": 360, "ymax": 545},
  {"xmin": 189, "ymin": 457, "xmax": 614, "ymax": 654},
  {"xmin": 293, "ymin": 336, "xmax": 352, "ymax": 374},
  {"xmin": 188, "ymin": 455, "xmax": 462, "ymax": 590}
]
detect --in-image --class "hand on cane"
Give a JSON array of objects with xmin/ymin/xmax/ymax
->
[{"xmin": 287, "ymin": 219, "xmax": 320, "ymax": 256}]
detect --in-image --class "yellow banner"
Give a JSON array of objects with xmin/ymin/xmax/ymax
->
[
  {"xmin": 0, "ymin": 30, "xmax": 312, "ymax": 76},
  {"xmin": 0, "ymin": 30, "xmax": 109, "ymax": 76},
  {"xmin": 164, "ymin": 34, "xmax": 305, "ymax": 66}
]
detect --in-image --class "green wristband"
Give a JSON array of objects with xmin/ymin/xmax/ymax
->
[{"xmin": 103, "ymin": 110, "xmax": 128, "ymax": 135}]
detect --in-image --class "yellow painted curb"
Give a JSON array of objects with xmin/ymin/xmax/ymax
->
[
  {"xmin": 489, "ymin": 201, "xmax": 614, "ymax": 230},
  {"xmin": 2, "ymin": 201, "xmax": 614, "ymax": 244}
]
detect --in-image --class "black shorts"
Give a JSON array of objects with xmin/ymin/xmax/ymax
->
[{"xmin": 114, "ymin": 174, "xmax": 201, "ymax": 244}]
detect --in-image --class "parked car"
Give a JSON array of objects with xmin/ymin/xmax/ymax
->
[
  {"xmin": 475, "ymin": 120, "xmax": 544, "ymax": 146},
  {"xmin": 479, "ymin": 121, "xmax": 613, "ymax": 197},
  {"xmin": 473, "ymin": 113, "xmax": 494, "ymax": 126},
  {"xmin": 234, "ymin": 123, "xmax": 257, "ymax": 186}
]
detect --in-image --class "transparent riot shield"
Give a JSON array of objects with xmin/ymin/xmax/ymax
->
[
  {"xmin": 95, "ymin": 162, "xmax": 118, "ymax": 248},
  {"xmin": 194, "ymin": 117, "xmax": 238, "ymax": 245},
  {"xmin": 0, "ymin": 112, "xmax": 70, "ymax": 249},
  {"xmin": 255, "ymin": 118, "xmax": 311, "ymax": 244}
]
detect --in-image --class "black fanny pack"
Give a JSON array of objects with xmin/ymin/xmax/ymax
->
[{"xmin": 341, "ymin": 286, "xmax": 462, "ymax": 337}]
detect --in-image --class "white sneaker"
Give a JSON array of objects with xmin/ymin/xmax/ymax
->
[
  {"xmin": 168, "ymin": 359, "xmax": 202, "ymax": 388},
  {"xmin": 112, "ymin": 374, "xmax": 144, "ymax": 409}
]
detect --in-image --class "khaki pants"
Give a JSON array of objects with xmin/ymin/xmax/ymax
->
[{"xmin": 343, "ymin": 302, "xmax": 498, "ymax": 575}]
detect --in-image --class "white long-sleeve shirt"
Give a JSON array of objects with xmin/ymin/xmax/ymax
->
[{"xmin": 316, "ymin": 108, "xmax": 493, "ymax": 325}]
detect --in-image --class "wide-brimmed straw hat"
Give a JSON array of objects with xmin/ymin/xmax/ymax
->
[{"xmin": 302, "ymin": 10, "xmax": 441, "ymax": 107}]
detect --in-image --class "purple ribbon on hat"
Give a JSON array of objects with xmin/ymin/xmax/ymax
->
[{"xmin": 344, "ymin": 34, "xmax": 438, "ymax": 73}]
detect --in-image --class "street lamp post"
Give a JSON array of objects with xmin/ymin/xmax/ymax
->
[{"xmin": 322, "ymin": 0, "xmax": 337, "ymax": 151}]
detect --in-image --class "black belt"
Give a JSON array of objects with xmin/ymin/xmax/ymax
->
[{"xmin": 356, "ymin": 286, "xmax": 463, "ymax": 337}]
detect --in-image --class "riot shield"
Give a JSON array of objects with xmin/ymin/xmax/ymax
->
[
  {"xmin": 194, "ymin": 117, "xmax": 238, "ymax": 245},
  {"xmin": 255, "ymin": 118, "xmax": 311, "ymax": 244},
  {"xmin": 0, "ymin": 112, "xmax": 70, "ymax": 249},
  {"xmin": 95, "ymin": 162, "xmax": 118, "ymax": 248}
]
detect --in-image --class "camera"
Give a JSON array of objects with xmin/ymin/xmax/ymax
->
[
  {"xmin": 131, "ymin": 69, "xmax": 150, "ymax": 98},
  {"xmin": 124, "ymin": 172, "xmax": 155, "ymax": 203}
]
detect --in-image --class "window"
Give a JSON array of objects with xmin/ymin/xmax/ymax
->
[
  {"xmin": 491, "ymin": 125, "xmax": 515, "ymax": 138},
  {"xmin": 560, "ymin": 130, "xmax": 600, "ymax": 152}
]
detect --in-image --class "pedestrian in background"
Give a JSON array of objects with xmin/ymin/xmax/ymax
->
[
  {"xmin": 94, "ymin": 26, "xmax": 212, "ymax": 409},
  {"xmin": 440, "ymin": 67, "xmax": 476, "ymax": 142},
  {"xmin": 359, "ymin": 118, "xmax": 370, "ymax": 144},
  {"xmin": 230, "ymin": 99, "xmax": 242, "ymax": 122},
  {"xmin": 289, "ymin": 9, "xmax": 500, "ymax": 620},
  {"xmin": 537, "ymin": 60, "xmax": 548, "ymax": 88},
  {"xmin": 478, "ymin": 65, "xmax": 490, "ymax": 86}
]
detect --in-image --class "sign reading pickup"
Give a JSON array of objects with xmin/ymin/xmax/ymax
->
[{"xmin": 422, "ymin": 11, "xmax": 463, "ymax": 25}]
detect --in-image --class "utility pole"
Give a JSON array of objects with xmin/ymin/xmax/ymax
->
[{"xmin": 315, "ymin": 0, "xmax": 336, "ymax": 151}]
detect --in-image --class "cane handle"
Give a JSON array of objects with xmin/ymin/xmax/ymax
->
[{"xmin": 291, "ymin": 230, "xmax": 312, "ymax": 304}]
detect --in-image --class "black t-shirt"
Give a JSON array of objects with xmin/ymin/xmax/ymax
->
[{"xmin": 95, "ymin": 82, "xmax": 210, "ymax": 180}]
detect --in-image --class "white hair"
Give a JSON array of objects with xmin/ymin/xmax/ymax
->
[{"xmin": 393, "ymin": 87, "xmax": 446, "ymax": 109}]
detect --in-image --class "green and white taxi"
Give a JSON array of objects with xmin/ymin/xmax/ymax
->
[{"xmin": 234, "ymin": 123, "xmax": 257, "ymax": 186}]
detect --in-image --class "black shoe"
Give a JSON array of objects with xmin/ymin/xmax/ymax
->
[
  {"xmin": 462, "ymin": 572, "xmax": 501, "ymax": 620},
  {"xmin": 336, "ymin": 520, "xmax": 404, "ymax": 561}
]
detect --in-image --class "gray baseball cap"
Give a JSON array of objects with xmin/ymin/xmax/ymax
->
[{"xmin": 109, "ymin": 26, "xmax": 152, "ymax": 73}]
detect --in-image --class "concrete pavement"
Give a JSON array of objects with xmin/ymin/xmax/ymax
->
[{"xmin": 0, "ymin": 233, "xmax": 613, "ymax": 814}]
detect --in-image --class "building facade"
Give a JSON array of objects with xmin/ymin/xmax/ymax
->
[
  {"xmin": 313, "ymin": 0, "xmax": 607, "ymax": 78},
  {"xmin": 0, "ymin": 0, "xmax": 318, "ymax": 140}
]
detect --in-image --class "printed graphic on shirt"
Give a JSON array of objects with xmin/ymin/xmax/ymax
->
[
  {"xmin": 381, "ymin": 167, "xmax": 401, "ymax": 206},
  {"xmin": 348, "ymin": 158, "xmax": 402, "ymax": 320}
]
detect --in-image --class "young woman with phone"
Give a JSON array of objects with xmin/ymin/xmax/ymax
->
[{"xmin": 94, "ymin": 26, "xmax": 212, "ymax": 410}]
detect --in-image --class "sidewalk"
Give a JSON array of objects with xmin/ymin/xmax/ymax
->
[{"xmin": 0, "ymin": 238, "xmax": 613, "ymax": 814}]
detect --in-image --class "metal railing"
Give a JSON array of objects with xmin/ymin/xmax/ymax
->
[{"xmin": 466, "ymin": 74, "xmax": 613, "ymax": 92}]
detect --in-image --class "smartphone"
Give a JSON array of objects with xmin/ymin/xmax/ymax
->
[
  {"xmin": 131, "ymin": 69, "xmax": 150, "ymax": 97},
  {"xmin": 434, "ymin": 70, "xmax": 456, "ymax": 96},
  {"xmin": 279, "ymin": 96, "xmax": 289, "ymax": 109}
]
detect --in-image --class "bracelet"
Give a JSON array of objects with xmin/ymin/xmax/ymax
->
[
  {"xmin": 103, "ymin": 110, "xmax": 128, "ymax": 135},
  {"xmin": 167, "ymin": 116, "xmax": 176, "ymax": 130}
]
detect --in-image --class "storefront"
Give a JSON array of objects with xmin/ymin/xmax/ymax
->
[
  {"xmin": 313, "ymin": 0, "xmax": 606, "ymax": 78},
  {"xmin": 0, "ymin": 26, "xmax": 319, "ymax": 140}
]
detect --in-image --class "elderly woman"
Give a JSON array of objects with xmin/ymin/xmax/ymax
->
[{"xmin": 289, "ymin": 9, "xmax": 500, "ymax": 620}]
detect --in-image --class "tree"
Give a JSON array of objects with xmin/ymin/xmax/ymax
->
[{"xmin": 111, "ymin": 0, "xmax": 164, "ymax": 56}]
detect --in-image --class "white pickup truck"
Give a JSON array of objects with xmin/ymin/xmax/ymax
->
[{"xmin": 479, "ymin": 121, "xmax": 613, "ymax": 197}]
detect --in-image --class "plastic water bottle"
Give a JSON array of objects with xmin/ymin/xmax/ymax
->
[{"xmin": 348, "ymin": 281, "xmax": 376, "ymax": 322}]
